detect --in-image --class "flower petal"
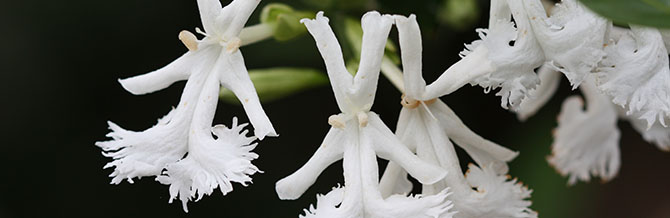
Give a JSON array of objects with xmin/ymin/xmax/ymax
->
[
  {"xmin": 431, "ymin": 100, "xmax": 518, "ymax": 169},
  {"xmin": 196, "ymin": 0, "xmax": 223, "ymax": 35},
  {"xmin": 549, "ymin": 92, "xmax": 621, "ymax": 185},
  {"xmin": 157, "ymin": 118, "xmax": 260, "ymax": 212},
  {"xmin": 221, "ymin": 0, "xmax": 261, "ymax": 40},
  {"xmin": 447, "ymin": 0, "xmax": 545, "ymax": 109},
  {"xmin": 455, "ymin": 164, "xmax": 537, "ymax": 218},
  {"xmin": 626, "ymin": 111, "xmax": 670, "ymax": 151},
  {"xmin": 218, "ymin": 51, "xmax": 277, "ymax": 139},
  {"xmin": 523, "ymin": 0, "xmax": 608, "ymax": 88},
  {"xmin": 516, "ymin": 65, "xmax": 561, "ymax": 121},
  {"xmin": 301, "ymin": 12, "xmax": 354, "ymax": 113},
  {"xmin": 366, "ymin": 112, "xmax": 447, "ymax": 185},
  {"xmin": 596, "ymin": 26, "xmax": 670, "ymax": 128},
  {"xmin": 351, "ymin": 11, "xmax": 393, "ymax": 107},
  {"xmin": 275, "ymin": 127, "xmax": 346, "ymax": 200},
  {"xmin": 118, "ymin": 52, "xmax": 196, "ymax": 95},
  {"xmin": 300, "ymin": 186, "xmax": 347, "ymax": 218},
  {"xmin": 394, "ymin": 14, "xmax": 428, "ymax": 99},
  {"xmin": 97, "ymin": 62, "xmax": 215, "ymax": 184}
]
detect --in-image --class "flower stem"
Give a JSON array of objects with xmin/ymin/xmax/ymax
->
[
  {"xmin": 240, "ymin": 23, "xmax": 275, "ymax": 46},
  {"xmin": 380, "ymin": 57, "xmax": 405, "ymax": 93}
]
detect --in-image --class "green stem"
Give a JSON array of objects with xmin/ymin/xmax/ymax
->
[
  {"xmin": 239, "ymin": 23, "xmax": 275, "ymax": 46},
  {"xmin": 380, "ymin": 57, "xmax": 405, "ymax": 93}
]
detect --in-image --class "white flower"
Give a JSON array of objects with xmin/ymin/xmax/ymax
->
[
  {"xmin": 424, "ymin": 0, "xmax": 544, "ymax": 110},
  {"xmin": 549, "ymin": 76, "xmax": 621, "ymax": 185},
  {"xmin": 522, "ymin": 0, "xmax": 608, "ymax": 88},
  {"xmin": 97, "ymin": 0, "xmax": 273, "ymax": 211},
  {"xmin": 516, "ymin": 65, "xmax": 561, "ymax": 121},
  {"xmin": 596, "ymin": 25, "xmax": 670, "ymax": 128},
  {"xmin": 378, "ymin": 15, "xmax": 535, "ymax": 218},
  {"xmin": 275, "ymin": 11, "xmax": 453, "ymax": 218}
]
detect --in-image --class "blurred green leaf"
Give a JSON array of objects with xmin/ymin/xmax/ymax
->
[
  {"xmin": 437, "ymin": 0, "xmax": 480, "ymax": 30},
  {"xmin": 579, "ymin": 0, "xmax": 670, "ymax": 28},
  {"xmin": 220, "ymin": 68, "xmax": 329, "ymax": 104},
  {"xmin": 260, "ymin": 3, "xmax": 315, "ymax": 41}
]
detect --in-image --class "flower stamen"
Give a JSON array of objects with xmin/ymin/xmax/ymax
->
[
  {"xmin": 328, "ymin": 114, "xmax": 346, "ymax": 129},
  {"xmin": 179, "ymin": 30, "xmax": 199, "ymax": 51},
  {"xmin": 357, "ymin": 111, "xmax": 368, "ymax": 127}
]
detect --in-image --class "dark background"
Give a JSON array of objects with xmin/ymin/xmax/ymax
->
[{"xmin": 2, "ymin": 0, "xmax": 670, "ymax": 217}]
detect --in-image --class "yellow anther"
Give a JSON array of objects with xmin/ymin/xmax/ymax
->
[
  {"xmin": 357, "ymin": 112, "xmax": 368, "ymax": 127},
  {"xmin": 226, "ymin": 37, "xmax": 242, "ymax": 53},
  {"xmin": 328, "ymin": 115, "xmax": 345, "ymax": 129}
]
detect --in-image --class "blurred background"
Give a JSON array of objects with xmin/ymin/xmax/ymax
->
[{"xmin": 2, "ymin": 0, "xmax": 670, "ymax": 217}]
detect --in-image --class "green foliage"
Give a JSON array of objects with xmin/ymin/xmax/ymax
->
[
  {"xmin": 260, "ymin": 3, "xmax": 315, "ymax": 41},
  {"xmin": 220, "ymin": 68, "xmax": 329, "ymax": 104},
  {"xmin": 437, "ymin": 0, "xmax": 480, "ymax": 30},
  {"xmin": 579, "ymin": 0, "xmax": 670, "ymax": 28}
]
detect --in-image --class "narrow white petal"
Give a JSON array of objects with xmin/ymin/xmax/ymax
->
[
  {"xmin": 351, "ymin": 11, "xmax": 394, "ymax": 107},
  {"xmin": 218, "ymin": 51, "xmax": 277, "ymax": 139},
  {"xmin": 118, "ymin": 52, "xmax": 196, "ymax": 95},
  {"xmin": 517, "ymin": 65, "xmax": 561, "ymax": 121},
  {"xmin": 196, "ymin": 0, "xmax": 223, "ymax": 35},
  {"xmin": 275, "ymin": 128, "xmax": 346, "ymax": 200},
  {"xmin": 367, "ymin": 113, "xmax": 447, "ymax": 185},
  {"xmin": 549, "ymin": 83, "xmax": 621, "ymax": 184},
  {"xmin": 378, "ymin": 161, "xmax": 413, "ymax": 198},
  {"xmin": 221, "ymin": 0, "xmax": 261, "ymax": 40},
  {"xmin": 432, "ymin": 100, "xmax": 518, "ymax": 166},
  {"xmin": 424, "ymin": 44, "xmax": 496, "ymax": 99},
  {"xmin": 597, "ymin": 26, "xmax": 670, "ymax": 128},
  {"xmin": 394, "ymin": 14, "xmax": 428, "ymax": 99},
  {"xmin": 302, "ymin": 12, "xmax": 354, "ymax": 112}
]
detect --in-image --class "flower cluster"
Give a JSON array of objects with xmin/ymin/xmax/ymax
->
[
  {"xmin": 97, "ymin": 0, "xmax": 670, "ymax": 216},
  {"xmin": 276, "ymin": 11, "xmax": 536, "ymax": 218},
  {"xmin": 475, "ymin": 0, "xmax": 670, "ymax": 184}
]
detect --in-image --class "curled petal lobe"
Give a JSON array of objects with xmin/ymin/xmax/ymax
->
[
  {"xmin": 454, "ymin": 164, "xmax": 537, "ymax": 218},
  {"xmin": 626, "ymin": 111, "xmax": 670, "ymax": 151},
  {"xmin": 523, "ymin": 0, "xmax": 608, "ymax": 88},
  {"xmin": 97, "ymin": 118, "xmax": 188, "ymax": 184},
  {"xmin": 549, "ymin": 95, "xmax": 621, "ymax": 185},
  {"xmin": 157, "ymin": 118, "xmax": 260, "ymax": 212},
  {"xmin": 458, "ymin": 0, "xmax": 544, "ymax": 110},
  {"xmin": 597, "ymin": 26, "xmax": 670, "ymax": 128},
  {"xmin": 300, "ymin": 186, "xmax": 346, "ymax": 218}
]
